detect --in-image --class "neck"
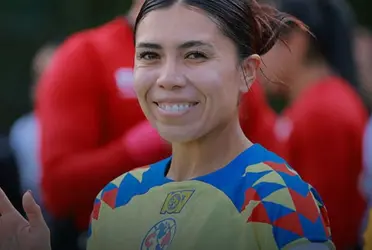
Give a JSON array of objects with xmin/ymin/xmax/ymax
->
[
  {"xmin": 167, "ymin": 115, "xmax": 252, "ymax": 181},
  {"xmin": 288, "ymin": 62, "xmax": 333, "ymax": 102}
]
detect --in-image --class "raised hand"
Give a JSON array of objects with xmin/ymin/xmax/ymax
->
[{"xmin": 0, "ymin": 188, "xmax": 51, "ymax": 250}]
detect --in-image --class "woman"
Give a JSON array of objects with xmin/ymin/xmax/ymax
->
[
  {"xmin": 240, "ymin": 0, "xmax": 368, "ymax": 249},
  {"xmin": 0, "ymin": 0, "xmax": 334, "ymax": 249}
]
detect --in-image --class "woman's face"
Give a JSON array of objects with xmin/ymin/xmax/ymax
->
[{"xmin": 134, "ymin": 4, "xmax": 259, "ymax": 143}]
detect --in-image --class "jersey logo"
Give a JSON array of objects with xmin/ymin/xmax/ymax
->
[
  {"xmin": 160, "ymin": 190, "xmax": 194, "ymax": 214},
  {"xmin": 114, "ymin": 67, "xmax": 137, "ymax": 98},
  {"xmin": 141, "ymin": 218, "xmax": 177, "ymax": 250}
]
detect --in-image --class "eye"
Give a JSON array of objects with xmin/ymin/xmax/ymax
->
[
  {"xmin": 185, "ymin": 51, "xmax": 208, "ymax": 60},
  {"xmin": 137, "ymin": 51, "xmax": 160, "ymax": 60}
]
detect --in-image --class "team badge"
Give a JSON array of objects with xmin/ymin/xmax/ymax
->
[
  {"xmin": 141, "ymin": 218, "xmax": 177, "ymax": 250},
  {"xmin": 160, "ymin": 190, "xmax": 194, "ymax": 214}
]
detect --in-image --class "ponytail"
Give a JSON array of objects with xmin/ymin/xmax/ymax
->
[{"xmin": 249, "ymin": 0, "xmax": 308, "ymax": 56}]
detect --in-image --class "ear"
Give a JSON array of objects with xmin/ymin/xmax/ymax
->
[{"xmin": 239, "ymin": 54, "xmax": 261, "ymax": 93}]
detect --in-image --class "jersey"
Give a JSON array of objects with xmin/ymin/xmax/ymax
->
[{"xmin": 87, "ymin": 144, "xmax": 335, "ymax": 250}]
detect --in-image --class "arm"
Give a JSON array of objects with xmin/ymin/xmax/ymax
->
[{"xmin": 36, "ymin": 37, "xmax": 170, "ymax": 219}]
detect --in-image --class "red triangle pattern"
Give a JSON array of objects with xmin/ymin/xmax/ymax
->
[
  {"xmin": 264, "ymin": 161, "xmax": 296, "ymax": 176},
  {"xmin": 241, "ymin": 188, "xmax": 260, "ymax": 211},
  {"xmin": 273, "ymin": 212, "xmax": 304, "ymax": 236},
  {"xmin": 247, "ymin": 202, "xmax": 271, "ymax": 224},
  {"xmin": 101, "ymin": 188, "xmax": 118, "ymax": 209},
  {"xmin": 289, "ymin": 189, "xmax": 319, "ymax": 223},
  {"xmin": 91, "ymin": 201, "xmax": 101, "ymax": 220}
]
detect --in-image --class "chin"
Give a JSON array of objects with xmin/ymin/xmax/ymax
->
[{"xmin": 157, "ymin": 127, "xmax": 201, "ymax": 144}]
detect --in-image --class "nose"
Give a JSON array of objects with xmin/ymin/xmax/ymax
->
[{"xmin": 156, "ymin": 62, "xmax": 186, "ymax": 90}]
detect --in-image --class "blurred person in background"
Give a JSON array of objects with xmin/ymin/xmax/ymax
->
[
  {"xmin": 354, "ymin": 27, "xmax": 372, "ymax": 112},
  {"xmin": 9, "ymin": 42, "xmax": 58, "ymax": 204},
  {"xmin": 240, "ymin": 0, "xmax": 368, "ymax": 249},
  {"xmin": 35, "ymin": 0, "xmax": 170, "ymax": 249}
]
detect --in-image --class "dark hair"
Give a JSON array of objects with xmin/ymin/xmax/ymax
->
[
  {"xmin": 276, "ymin": 0, "xmax": 359, "ymax": 88},
  {"xmin": 134, "ymin": 0, "xmax": 306, "ymax": 61}
]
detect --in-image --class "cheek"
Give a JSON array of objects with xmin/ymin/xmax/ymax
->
[
  {"xmin": 133, "ymin": 68, "xmax": 157, "ymax": 100},
  {"xmin": 186, "ymin": 65, "xmax": 237, "ymax": 100},
  {"xmin": 186, "ymin": 66, "xmax": 239, "ymax": 117},
  {"xmin": 133, "ymin": 68, "xmax": 159, "ymax": 119}
]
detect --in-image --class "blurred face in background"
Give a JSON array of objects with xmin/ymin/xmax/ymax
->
[
  {"xmin": 32, "ymin": 44, "xmax": 57, "ymax": 82},
  {"xmin": 31, "ymin": 44, "xmax": 57, "ymax": 101},
  {"xmin": 258, "ymin": 28, "xmax": 309, "ymax": 97}
]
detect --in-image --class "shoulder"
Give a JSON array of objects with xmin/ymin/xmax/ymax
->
[
  {"xmin": 49, "ymin": 20, "xmax": 122, "ymax": 66},
  {"xmin": 36, "ymin": 28, "xmax": 107, "ymax": 96},
  {"xmin": 241, "ymin": 157, "xmax": 334, "ymax": 249},
  {"xmin": 295, "ymin": 81, "xmax": 366, "ymax": 125},
  {"xmin": 95, "ymin": 166, "xmax": 152, "ymax": 208},
  {"xmin": 242, "ymin": 160, "xmax": 315, "ymax": 208},
  {"xmin": 91, "ymin": 159, "xmax": 168, "ymax": 213}
]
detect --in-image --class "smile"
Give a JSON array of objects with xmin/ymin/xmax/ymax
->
[{"xmin": 155, "ymin": 102, "xmax": 199, "ymax": 113}]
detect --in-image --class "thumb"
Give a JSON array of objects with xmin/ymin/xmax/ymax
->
[{"xmin": 22, "ymin": 191, "xmax": 47, "ymax": 229}]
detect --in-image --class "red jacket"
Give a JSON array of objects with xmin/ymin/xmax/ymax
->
[
  {"xmin": 240, "ymin": 77, "xmax": 368, "ymax": 249},
  {"xmin": 36, "ymin": 18, "xmax": 170, "ymax": 230}
]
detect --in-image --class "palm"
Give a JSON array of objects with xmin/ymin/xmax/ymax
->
[{"xmin": 0, "ymin": 189, "xmax": 51, "ymax": 250}]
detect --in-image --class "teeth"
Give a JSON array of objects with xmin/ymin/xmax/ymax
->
[{"xmin": 158, "ymin": 103, "xmax": 195, "ymax": 112}]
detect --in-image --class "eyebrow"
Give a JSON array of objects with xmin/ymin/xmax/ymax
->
[{"xmin": 136, "ymin": 40, "xmax": 213, "ymax": 50}]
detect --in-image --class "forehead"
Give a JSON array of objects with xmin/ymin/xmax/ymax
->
[{"xmin": 136, "ymin": 4, "xmax": 221, "ymax": 45}]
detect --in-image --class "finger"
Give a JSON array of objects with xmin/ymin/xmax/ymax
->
[
  {"xmin": 23, "ymin": 191, "xmax": 48, "ymax": 229},
  {"xmin": 0, "ymin": 188, "xmax": 17, "ymax": 215}
]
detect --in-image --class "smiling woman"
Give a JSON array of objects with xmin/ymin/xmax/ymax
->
[{"xmin": 0, "ymin": 0, "xmax": 335, "ymax": 250}]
